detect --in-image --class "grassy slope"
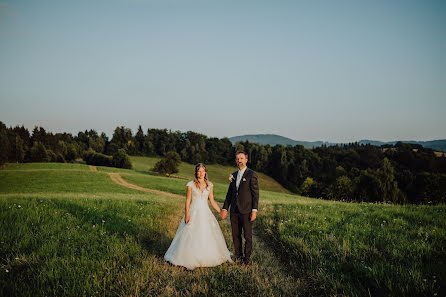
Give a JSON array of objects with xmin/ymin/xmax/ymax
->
[
  {"xmin": 129, "ymin": 156, "xmax": 291, "ymax": 194},
  {"xmin": 0, "ymin": 163, "xmax": 301, "ymax": 297},
  {"xmin": 1, "ymin": 161, "xmax": 445, "ymax": 296}
]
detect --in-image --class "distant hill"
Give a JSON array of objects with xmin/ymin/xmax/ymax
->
[
  {"xmin": 229, "ymin": 134, "xmax": 331, "ymax": 149},
  {"xmin": 358, "ymin": 139, "xmax": 446, "ymax": 152},
  {"xmin": 229, "ymin": 134, "xmax": 446, "ymax": 152}
]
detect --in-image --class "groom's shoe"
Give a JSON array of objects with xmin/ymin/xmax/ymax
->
[
  {"xmin": 242, "ymin": 258, "xmax": 250, "ymax": 266},
  {"xmin": 234, "ymin": 256, "xmax": 244, "ymax": 265}
]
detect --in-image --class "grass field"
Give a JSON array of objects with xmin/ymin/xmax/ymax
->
[
  {"xmin": 129, "ymin": 156, "xmax": 291, "ymax": 194},
  {"xmin": 1, "ymin": 160, "xmax": 445, "ymax": 296}
]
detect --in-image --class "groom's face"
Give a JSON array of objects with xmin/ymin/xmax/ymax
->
[{"xmin": 236, "ymin": 153, "xmax": 248, "ymax": 169}]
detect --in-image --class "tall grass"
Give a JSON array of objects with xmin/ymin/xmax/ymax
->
[
  {"xmin": 256, "ymin": 201, "xmax": 446, "ymax": 296},
  {"xmin": 0, "ymin": 163, "xmax": 302, "ymax": 296},
  {"xmin": 1, "ymin": 161, "xmax": 445, "ymax": 296}
]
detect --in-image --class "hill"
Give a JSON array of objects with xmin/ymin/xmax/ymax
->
[
  {"xmin": 230, "ymin": 134, "xmax": 446, "ymax": 152},
  {"xmin": 1, "ymin": 161, "xmax": 444, "ymax": 296},
  {"xmin": 129, "ymin": 156, "xmax": 290, "ymax": 194},
  {"xmin": 229, "ymin": 134, "xmax": 328, "ymax": 149}
]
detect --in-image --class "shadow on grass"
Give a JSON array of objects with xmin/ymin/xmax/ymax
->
[
  {"xmin": 52, "ymin": 199, "xmax": 171, "ymax": 257},
  {"xmin": 255, "ymin": 204, "xmax": 370, "ymax": 296}
]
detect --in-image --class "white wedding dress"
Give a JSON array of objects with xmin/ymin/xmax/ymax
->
[{"xmin": 164, "ymin": 181, "xmax": 232, "ymax": 270}]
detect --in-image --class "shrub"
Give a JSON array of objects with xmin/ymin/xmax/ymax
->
[
  {"xmin": 152, "ymin": 151, "xmax": 181, "ymax": 176},
  {"xmin": 112, "ymin": 149, "xmax": 132, "ymax": 169},
  {"xmin": 83, "ymin": 150, "xmax": 113, "ymax": 167}
]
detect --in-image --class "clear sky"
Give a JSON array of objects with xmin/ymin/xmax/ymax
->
[{"xmin": 1, "ymin": 0, "xmax": 445, "ymax": 142}]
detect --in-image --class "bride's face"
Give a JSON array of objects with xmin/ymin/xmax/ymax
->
[{"xmin": 196, "ymin": 167, "xmax": 206, "ymax": 179}]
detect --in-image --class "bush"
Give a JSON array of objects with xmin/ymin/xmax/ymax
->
[
  {"xmin": 152, "ymin": 151, "xmax": 181, "ymax": 176},
  {"xmin": 83, "ymin": 150, "xmax": 113, "ymax": 167},
  {"xmin": 112, "ymin": 149, "xmax": 132, "ymax": 169}
]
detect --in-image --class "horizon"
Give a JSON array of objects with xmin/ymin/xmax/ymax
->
[{"xmin": 1, "ymin": 0, "xmax": 445, "ymax": 143}]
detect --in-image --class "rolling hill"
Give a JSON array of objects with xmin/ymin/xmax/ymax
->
[
  {"xmin": 1, "ymin": 160, "xmax": 444, "ymax": 296},
  {"xmin": 229, "ymin": 134, "xmax": 446, "ymax": 152}
]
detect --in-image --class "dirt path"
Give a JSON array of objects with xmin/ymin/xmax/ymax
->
[
  {"xmin": 89, "ymin": 165, "xmax": 97, "ymax": 171},
  {"xmin": 108, "ymin": 172, "xmax": 183, "ymax": 198}
]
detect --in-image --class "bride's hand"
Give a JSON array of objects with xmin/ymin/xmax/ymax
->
[{"xmin": 185, "ymin": 216, "xmax": 190, "ymax": 224}]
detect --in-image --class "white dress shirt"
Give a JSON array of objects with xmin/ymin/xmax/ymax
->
[{"xmin": 237, "ymin": 166, "xmax": 257, "ymax": 213}]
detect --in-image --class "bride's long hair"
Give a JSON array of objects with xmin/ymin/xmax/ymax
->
[{"xmin": 193, "ymin": 163, "xmax": 209, "ymax": 189}]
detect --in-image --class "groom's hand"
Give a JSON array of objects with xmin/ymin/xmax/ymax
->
[
  {"xmin": 250, "ymin": 211, "xmax": 257, "ymax": 222},
  {"xmin": 220, "ymin": 209, "xmax": 228, "ymax": 219}
]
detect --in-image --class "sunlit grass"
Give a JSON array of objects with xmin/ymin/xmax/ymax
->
[
  {"xmin": 1, "ymin": 162, "xmax": 445, "ymax": 296},
  {"xmin": 130, "ymin": 156, "xmax": 290, "ymax": 193},
  {"xmin": 256, "ymin": 201, "xmax": 446, "ymax": 296}
]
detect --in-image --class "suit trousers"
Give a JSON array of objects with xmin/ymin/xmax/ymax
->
[{"xmin": 230, "ymin": 211, "xmax": 253, "ymax": 260}]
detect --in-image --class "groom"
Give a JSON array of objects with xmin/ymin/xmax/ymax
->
[{"xmin": 220, "ymin": 151, "xmax": 259, "ymax": 266}]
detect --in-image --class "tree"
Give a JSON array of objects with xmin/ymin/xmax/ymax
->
[
  {"xmin": 109, "ymin": 126, "xmax": 133, "ymax": 155},
  {"xmin": 65, "ymin": 143, "xmax": 78, "ymax": 161},
  {"xmin": 300, "ymin": 177, "xmax": 315, "ymax": 196},
  {"xmin": 135, "ymin": 125, "xmax": 145, "ymax": 155},
  {"xmin": 376, "ymin": 158, "xmax": 401, "ymax": 203},
  {"xmin": 152, "ymin": 151, "xmax": 181, "ymax": 176},
  {"xmin": 30, "ymin": 142, "xmax": 49, "ymax": 162},
  {"xmin": 327, "ymin": 175, "xmax": 354, "ymax": 201},
  {"xmin": 0, "ymin": 122, "xmax": 11, "ymax": 165},
  {"xmin": 355, "ymin": 169, "xmax": 381, "ymax": 202},
  {"xmin": 14, "ymin": 135, "xmax": 26, "ymax": 162}
]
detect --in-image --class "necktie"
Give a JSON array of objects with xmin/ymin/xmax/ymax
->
[{"xmin": 236, "ymin": 171, "xmax": 242, "ymax": 189}]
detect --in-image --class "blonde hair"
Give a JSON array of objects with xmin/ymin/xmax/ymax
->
[{"xmin": 193, "ymin": 163, "xmax": 209, "ymax": 189}]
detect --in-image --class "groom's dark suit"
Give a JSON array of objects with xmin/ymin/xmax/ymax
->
[{"xmin": 223, "ymin": 168, "xmax": 259, "ymax": 262}]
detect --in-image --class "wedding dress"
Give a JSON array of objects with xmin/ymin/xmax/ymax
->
[{"xmin": 164, "ymin": 181, "xmax": 232, "ymax": 270}]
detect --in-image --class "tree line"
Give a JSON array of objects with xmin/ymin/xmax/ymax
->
[{"xmin": 1, "ymin": 121, "xmax": 445, "ymax": 204}]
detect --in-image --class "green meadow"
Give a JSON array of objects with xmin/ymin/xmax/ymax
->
[{"xmin": 0, "ymin": 159, "xmax": 445, "ymax": 296}]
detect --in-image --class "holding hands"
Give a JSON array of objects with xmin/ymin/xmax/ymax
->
[{"xmin": 219, "ymin": 209, "xmax": 228, "ymax": 219}]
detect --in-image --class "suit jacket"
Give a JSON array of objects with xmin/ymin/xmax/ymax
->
[{"xmin": 223, "ymin": 168, "xmax": 259, "ymax": 214}]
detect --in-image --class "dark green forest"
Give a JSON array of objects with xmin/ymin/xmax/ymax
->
[{"xmin": 1, "ymin": 121, "xmax": 445, "ymax": 204}]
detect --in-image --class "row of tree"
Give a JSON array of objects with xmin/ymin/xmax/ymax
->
[{"xmin": 1, "ymin": 121, "xmax": 445, "ymax": 204}]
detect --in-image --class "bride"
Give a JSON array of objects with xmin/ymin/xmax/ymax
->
[{"xmin": 164, "ymin": 163, "xmax": 232, "ymax": 270}]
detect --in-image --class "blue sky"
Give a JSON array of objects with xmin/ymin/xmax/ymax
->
[{"xmin": 1, "ymin": 0, "xmax": 445, "ymax": 142}]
